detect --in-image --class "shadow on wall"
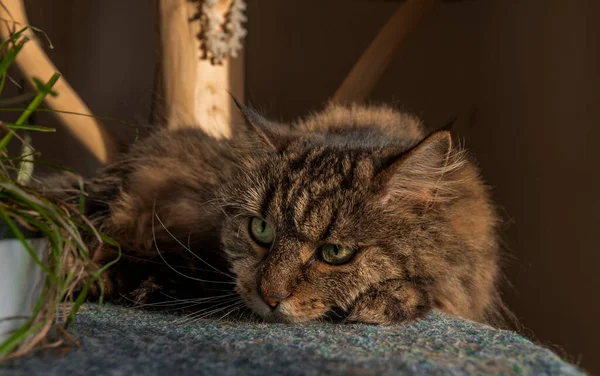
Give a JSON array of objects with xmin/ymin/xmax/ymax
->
[
  {"xmin": 24, "ymin": 0, "xmax": 156, "ymax": 176},
  {"xmin": 472, "ymin": 1, "xmax": 600, "ymax": 371}
]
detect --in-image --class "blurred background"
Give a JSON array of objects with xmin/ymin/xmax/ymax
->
[{"xmin": 12, "ymin": 0, "xmax": 600, "ymax": 373}]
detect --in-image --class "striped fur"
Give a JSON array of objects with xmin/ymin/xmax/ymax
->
[{"xmin": 43, "ymin": 103, "xmax": 507, "ymax": 326}]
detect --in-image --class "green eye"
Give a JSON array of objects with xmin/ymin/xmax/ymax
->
[
  {"xmin": 249, "ymin": 217, "xmax": 275, "ymax": 246},
  {"xmin": 319, "ymin": 244, "xmax": 355, "ymax": 265}
]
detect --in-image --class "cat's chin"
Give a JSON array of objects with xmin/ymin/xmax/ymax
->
[
  {"xmin": 259, "ymin": 310, "xmax": 313, "ymax": 324},
  {"xmin": 260, "ymin": 312, "xmax": 299, "ymax": 323},
  {"xmin": 244, "ymin": 295, "xmax": 321, "ymax": 323}
]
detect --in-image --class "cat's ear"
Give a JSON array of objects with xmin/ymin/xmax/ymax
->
[
  {"xmin": 232, "ymin": 97, "xmax": 292, "ymax": 151},
  {"xmin": 377, "ymin": 130, "xmax": 464, "ymax": 206}
]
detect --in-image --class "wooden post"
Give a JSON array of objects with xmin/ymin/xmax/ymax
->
[
  {"xmin": 332, "ymin": 0, "xmax": 440, "ymax": 103},
  {"xmin": 158, "ymin": 0, "xmax": 244, "ymax": 138},
  {"xmin": 0, "ymin": 0, "xmax": 117, "ymax": 164}
]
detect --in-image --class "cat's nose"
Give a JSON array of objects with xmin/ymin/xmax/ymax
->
[{"xmin": 261, "ymin": 292, "xmax": 291, "ymax": 309}]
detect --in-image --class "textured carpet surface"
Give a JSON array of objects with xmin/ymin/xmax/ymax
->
[{"xmin": 2, "ymin": 304, "xmax": 581, "ymax": 376}]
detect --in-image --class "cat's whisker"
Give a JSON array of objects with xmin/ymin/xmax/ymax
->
[
  {"xmin": 158, "ymin": 292, "xmax": 240, "ymax": 309},
  {"xmin": 229, "ymin": 211, "xmax": 247, "ymax": 221},
  {"xmin": 236, "ymin": 221, "xmax": 244, "ymax": 238},
  {"xmin": 163, "ymin": 296, "xmax": 241, "ymax": 313},
  {"xmin": 195, "ymin": 197, "xmax": 223, "ymax": 209},
  {"xmin": 185, "ymin": 305, "xmax": 239, "ymax": 325},
  {"xmin": 229, "ymin": 211, "xmax": 253, "ymax": 239},
  {"xmin": 237, "ymin": 307, "xmax": 249, "ymax": 321},
  {"xmin": 216, "ymin": 303, "xmax": 245, "ymax": 322},
  {"xmin": 187, "ymin": 301, "xmax": 245, "ymax": 324},
  {"xmin": 202, "ymin": 288, "xmax": 237, "ymax": 292},
  {"xmin": 120, "ymin": 296, "xmax": 202, "ymax": 308},
  {"xmin": 173, "ymin": 296, "xmax": 241, "ymax": 318},
  {"xmin": 151, "ymin": 200, "xmax": 236, "ymax": 285},
  {"xmin": 160, "ymin": 302, "xmax": 222, "ymax": 313},
  {"xmin": 183, "ymin": 297, "xmax": 243, "ymax": 320},
  {"xmin": 118, "ymin": 292, "xmax": 237, "ymax": 309},
  {"xmin": 187, "ymin": 233, "xmax": 235, "ymax": 279},
  {"xmin": 174, "ymin": 298, "xmax": 243, "ymax": 325},
  {"xmin": 160, "ymin": 294, "xmax": 237, "ymax": 306},
  {"xmin": 153, "ymin": 209, "xmax": 235, "ymax": 280},
  {"xmin": 158, "ymin": 290, "xmax": 233, "ymax": 301},
  {"xmin": 91, "ymin": 249, "xmax": 231, "ymax": 274}
]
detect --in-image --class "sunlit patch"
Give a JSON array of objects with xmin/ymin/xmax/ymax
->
[{"xmin": 276, "ymin": 298, "xmax": 329, "ymax": 322}]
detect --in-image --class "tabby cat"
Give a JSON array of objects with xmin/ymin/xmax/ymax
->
[{"xmin": 44, "ymin": 102, "xmax": 506, "ymax": 326}]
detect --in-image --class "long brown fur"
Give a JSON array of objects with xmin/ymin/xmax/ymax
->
[{"xmin": 42, "ymin": 103, "xmax": 508, "ymax": 326}]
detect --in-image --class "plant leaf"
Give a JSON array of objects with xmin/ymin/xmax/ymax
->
[{"xmin": 3, "ymin": 123, "xmax": 56, "ymax": 132}]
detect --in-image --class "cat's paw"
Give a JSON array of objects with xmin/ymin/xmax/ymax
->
[{"xmin": 346, "ymin": 279, "xmax": 431, "ymax": 325}]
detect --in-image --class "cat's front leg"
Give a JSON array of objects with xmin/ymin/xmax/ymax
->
[{"xmin": 346, "ymin": 279, "xmax": 432, "ymax": 325}]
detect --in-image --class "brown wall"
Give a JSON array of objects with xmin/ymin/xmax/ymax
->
[
  {"xmin": 24, "ymin": 0, "xmax": 156, "ymax": 175},
  {"xmin": 16, "ymin": 0, "xmax": 600, "ymax": 372},
  {"xmin": 474, "ymin": 0, "xmax": 600, "ymax": 368}
]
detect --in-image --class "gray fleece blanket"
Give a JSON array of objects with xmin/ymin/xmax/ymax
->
[{"xmin": 1, "ymin": 304, "xmax": 581, "ymax": 375}]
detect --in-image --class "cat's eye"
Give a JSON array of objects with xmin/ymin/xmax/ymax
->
[
  {"xmin": 249, "ymin": 217, "xmax": 275, "ymax": 246},
  {"xmin": 318, "ymin": 244, "xmax": 355, "ymax": 265}
]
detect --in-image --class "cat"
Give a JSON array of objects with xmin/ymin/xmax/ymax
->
[{"xmin": 42, "ymin": 102, "xmax": 507, "ymax": 326}]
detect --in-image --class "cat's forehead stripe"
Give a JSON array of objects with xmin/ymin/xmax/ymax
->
[
  {"xmin": 261, "ymin": 148, "xmax": 364, "ymax": 242},
  {"xmin": 287, "ymin": 148, "xmax": 321, "ymax": 174}
]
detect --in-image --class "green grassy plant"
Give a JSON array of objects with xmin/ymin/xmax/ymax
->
[{"xmin": 0, "ymin": 27, "xmax": 120, "ymax": 360}]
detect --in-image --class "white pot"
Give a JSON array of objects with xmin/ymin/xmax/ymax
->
[{"xmin": 0, "ymin": 224, "xmax": 48, "ymax": 347}]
